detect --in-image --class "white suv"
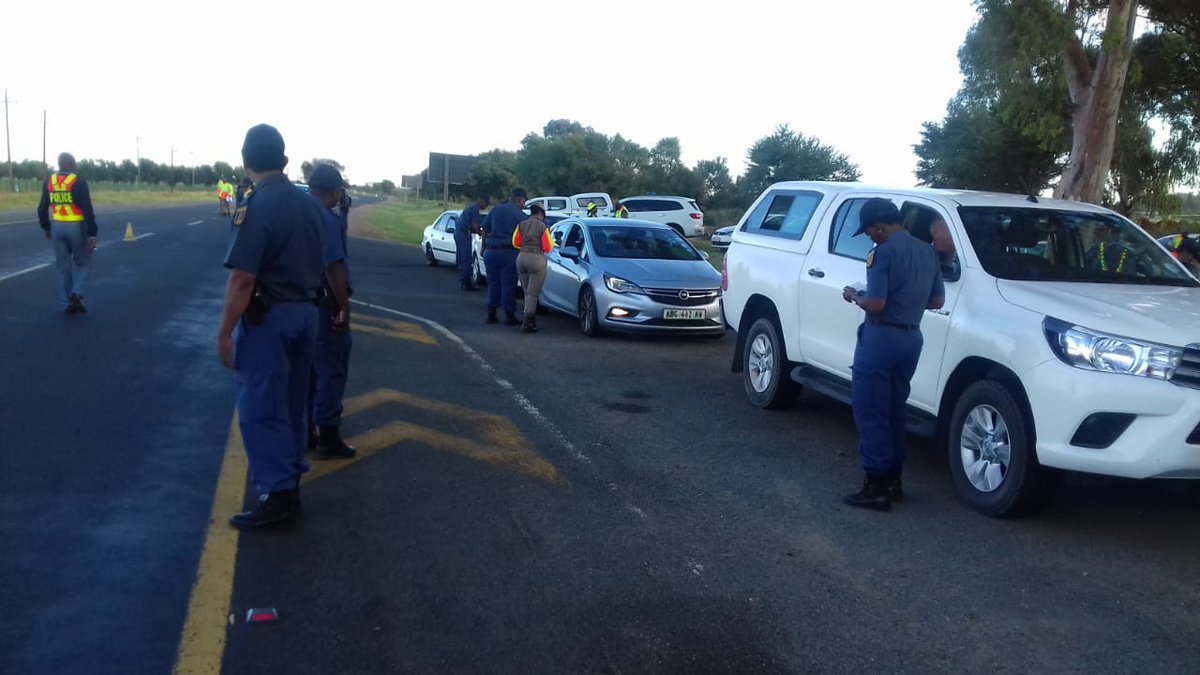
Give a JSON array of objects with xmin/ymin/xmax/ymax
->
[
  {"xmin": 619, "ymin": 196, "xmax": 705, "ymax": 237},
  {"xmin": 526, "ymin": 196, "xmax": 571, "ymax": 215},
  {"xmin": 723, "ymin": 181, "xmax": 1200, "ymax": 517}
]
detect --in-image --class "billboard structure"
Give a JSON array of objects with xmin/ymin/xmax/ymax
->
[{"xmin": 427, "ymin": 152, "xmax": 479, "ymax": 204}]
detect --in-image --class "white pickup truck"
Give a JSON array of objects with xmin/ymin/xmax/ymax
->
[{"xmin": 722, "ymin": 181, "xmax": 1200, "ymax": 517}]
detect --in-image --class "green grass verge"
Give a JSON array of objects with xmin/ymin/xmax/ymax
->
[
  {"xmin": 0, "ymin": 188, "xmax": 213, "ymax": 212},
  {"xmin": 368, "ymin": 199, "xmax": 461, "ymax": 245},
  {"xmin": 691, "ymin": 236, "xmax": 726, "ymax": 271}
]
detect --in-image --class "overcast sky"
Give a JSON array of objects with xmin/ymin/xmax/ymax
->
[{"xmin": 1, "ymin": 0, "xmax": 980, "ymax": 188}]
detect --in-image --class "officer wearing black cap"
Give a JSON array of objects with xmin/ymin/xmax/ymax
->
[
  {"xmin": 479, "ymin": 187, "xmax": 527, "ymax": 325},
  {"xmin": 306, "ymin": 163, "xmax": 357, "ymax": 460},
  {"xmin": 841, "ymin": 198, "xmax": 945, "ymax": 511},
  {"xmin": 217, "ymin": 123, "xmax": 325, "ymax": 531}
]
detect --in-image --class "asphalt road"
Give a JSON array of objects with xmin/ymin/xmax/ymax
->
[{"xmin": 1, "ymin": 201, "xmax": 1198, "ymax": 674}]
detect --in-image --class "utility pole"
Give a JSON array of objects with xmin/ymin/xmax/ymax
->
[
  {"xmin": 3, "ymin": 88, "xmax": 15, "ymax": 192},
  {"xmin": 136, "ymin": 135, "xmax": 141, "ymax": 185},
  {"xmin": 170, "ymin": 145, "xmax": 175, "ymax": 193},
  {"xmin": 42, "ymin": 110, "xmax": 47, "ymax": 170},
  {"xmin": 442, "ymin": 154, "xmax": 449, "ymax": 207}
]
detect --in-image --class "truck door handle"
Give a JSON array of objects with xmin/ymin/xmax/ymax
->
[{"xmin": 807, "ymin": 268, "xmax": 825, "ymax": 278}]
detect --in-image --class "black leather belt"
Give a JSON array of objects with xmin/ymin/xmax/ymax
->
[{"xmin": 867, "ymin": 318, "xmax": 919, "ymax": 331}]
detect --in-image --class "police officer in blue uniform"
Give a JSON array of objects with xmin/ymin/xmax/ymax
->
[
  {"xmin": 841, "ymin": 198, "xmax": 945, "ymax": 511},
  {"xmin": 480, "ymin": 187, "xmax": 527, "ymax": 325},
  {"xmin": 306, "ymin": 163, "xmax": 357, "ymax": 460},
  {"xmin": 217, "ymin": 124, "xmax": 325, "ymax": 531},
  {"xmin": 457, "ymin": 194, "xmax": 490, "ymax": 292}
]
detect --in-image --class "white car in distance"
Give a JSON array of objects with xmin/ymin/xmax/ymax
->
[{"xmin": 619, "ymin": 196, "xmax": 705, "ymax": 237}]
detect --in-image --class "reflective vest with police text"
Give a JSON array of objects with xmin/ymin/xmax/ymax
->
[{"xmin": 48, "ymin": 173, "xmax": 85, "ymax": 222}]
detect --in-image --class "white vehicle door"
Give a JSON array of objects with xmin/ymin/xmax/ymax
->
[
  {"xmin": 432, "ymin": 213, "xmax": 457, "ymax": 262},
  {"xmin": 897, "ymin": 197, "xmax": 964, "ymax": 411},
  {"xmin": 543, "ymin": 222, "xmax": 585, "ymax": 311},
  {"xmin": 797, "ymin": 195, "xmax": 893, "ymax": 379}
]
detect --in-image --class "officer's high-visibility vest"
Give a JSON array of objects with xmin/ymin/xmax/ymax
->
[
  {"xmin": 48, "ymin": 173, "xmax": 85, "ymax": 222},
  {"xmin": 1098, "ymin": 242, "xmax": 1128, "ymax": 273},
  {"xmin": 614, "ymin": 205, "xmax": 629, "ymax": 218}
]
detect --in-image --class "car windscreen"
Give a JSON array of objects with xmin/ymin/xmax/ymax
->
[
  {"xmin": 958, "ymin": 206, "xmax": 1197, "ymax": 286},
  {"xmin": 589, "ymin": 226, "xmax": 701, "ymax": 260}
]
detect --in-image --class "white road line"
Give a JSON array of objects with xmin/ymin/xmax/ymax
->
[
  {"xmin": 351, "ymin": 299, "xmax": 593, "ymax": 467},
  {"xmin": 132, "ymin": 232, "xmax": 156, "ymax": 241},
  {"xmin": 187, "ymin": 220, "xmax": 203, "ymax": 226},
  {"xmin": 0, "ymin": 219, "xmax": 38, "ymax": 226},
  {"xmin": 0, "ymin": 262, "xmax": 51, "ymax": 283}
]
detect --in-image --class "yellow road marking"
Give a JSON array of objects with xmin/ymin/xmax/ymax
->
[
  {"xmin": 351, "ymin": 314, "xmax": 437, "ymax": 345},
  {"xmin": 173, "ymin": 415, "xmax": 247, "ymax": 675},
  {"xmin": 304, "ymin": 388, "xmax": 559, "ymax": 485}
]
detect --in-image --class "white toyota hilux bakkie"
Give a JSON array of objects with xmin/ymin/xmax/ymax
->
[{"xmin": 722, "ymin": 181, "xmax": 1200, "ymax": 517}]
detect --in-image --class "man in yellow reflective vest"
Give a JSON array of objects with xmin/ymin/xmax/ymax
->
[
  {"xmin": 37, "ymin": 152, "xmax": 98, "ymax": 314},
  {"xmin": 613, "ymin": 200, "xmax": 629, "ymax": 218}
]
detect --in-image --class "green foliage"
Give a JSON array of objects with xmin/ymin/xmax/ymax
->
[
  {"xmin": 301, "ymin": 158, "xmax": 345, "ymax": 183},
  {"xmin": 915, "ymin": 100, "xmax": 1064, "ymax": 194},
  {"xmin": 378, "ymin": 179, "xmax": 396, "ymax": 195},
  {"xmin": 739, "ymin": 125, "xmax": 861, "ymax": 202},
  {"xmin": 464, "ymin": 149, "xmax": 519, "ymax": 200},
  {"xmin": 2, "ymin": 157, "xmax": 240, "ymax": 187}
]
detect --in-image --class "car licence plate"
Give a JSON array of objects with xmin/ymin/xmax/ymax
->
[{"xmin": 664, "ymin": 309, "xmax": 705, "ymax": 320}]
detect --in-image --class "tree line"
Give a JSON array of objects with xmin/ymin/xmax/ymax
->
[
  {"xmin": 914, "ymin": 0, "xmax": 1200, "ymax": 217},
  {"xmin": 415, "ymin": 120, "xmax": 861, "ymax": 212},
  {"xmin": 0, "ymin": 158, "xmax": 243, "ymax": 186}
]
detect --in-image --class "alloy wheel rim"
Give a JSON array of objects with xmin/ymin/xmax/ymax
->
[
  {"xmin": 748, "ymin": 334, "xmax": 774, "ymax": 393},
  {"xmin": 959, "ymin": 404, "xmax": 1012, "ymax": 493},
  {"xmin": 581, "ymin": 293, "xmax": 594, "ymax": 331}
]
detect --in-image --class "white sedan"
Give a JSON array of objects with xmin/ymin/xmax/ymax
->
[
  {"xmin": 710, "ymin": 225, "xmax": 734, "ymax": 249},
  {"xmin": 421, "ymin": 210, "xmax": 486, "ymax": 286}
]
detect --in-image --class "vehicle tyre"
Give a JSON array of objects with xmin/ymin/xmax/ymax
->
[
  {"xmin": 471, "ymin": 254, "xmax": 485, "ymax": 286},
  {"xmin": 947, "ymin": 379, "xmax": 1061, "ymax": 518},
  {"xmin": 742, "ymin": 317, "xmax": 798, "ymax": 409},
  {"xmin": 578, "ymin": 286, "xmax": 603, "ymax": 337},
  {"xmin": 425, "ymin": 244, "xmax": 438, "ymax": 267}
]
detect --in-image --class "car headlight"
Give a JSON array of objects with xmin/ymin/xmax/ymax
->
[
  {"xmin": 604, "ymin": 274, "xmax": 644, "ymax": 294},
  {"xmin": 1043, "ymin": 317, "xmax": 1181, "ymax": 380}
]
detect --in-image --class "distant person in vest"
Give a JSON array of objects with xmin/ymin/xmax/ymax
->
[
  {"xmin": 612, "ymin": 200, "xmax": 629, "ymax": 218},
  {"xmin": 37, "ymin": 153, "xmax": 98, "ymax": 315},
  {"xmin": 217, "ymin": 178, "xmax": 232, "ymax": 216}
]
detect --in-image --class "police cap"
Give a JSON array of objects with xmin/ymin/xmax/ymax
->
[
  {"xmin": 241, "ymin": 124, "xmax": 287, "ymax": 172},
  {"xmin": 309, "ymin": 164, "xmax": 346, "ymax": 191},
  {"xmin": 855, "ymin": 198, "xmax": 901, "ymax": 236}
]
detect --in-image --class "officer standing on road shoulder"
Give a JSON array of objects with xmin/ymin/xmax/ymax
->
[
  {"xmin": 457, "ymin": 194, "xmax": 490, "ymax": 292},
  {"xmin": 217, "ymin": 123, "xmax": 325, "ymax": 531},
  {"xmin": 37, "ymin": 152, "xmax": 98, "ymax": 315},
  {"xmin": 480, "ymin": 188, "xmax": 526, "ymax": 325},
  {"xmin": 841, "ymin": 198, "xmax": 944, "ymax": 511},
  {"xmin": 306, "ymin": 163, "xmax": 357, "ymax": 460}
]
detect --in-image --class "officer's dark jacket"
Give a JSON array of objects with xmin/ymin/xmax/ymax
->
[
  {"xmin": 865, "ymin": 229, "xmax": 944, "ymax": 326},
  {"xmin": 459, "ymin": 203, "xmax": 484, "ymax": 238},
  {"xmin": 481, "ymin": 202, "xmax": 524, "ymax": 248},
  {"xmin": 37, "ymin": 173, "xmax": 98, "ymax": 236},
  {"xmin": 224, "ymin": 174, "xmax": 324, "ymax": 304}
]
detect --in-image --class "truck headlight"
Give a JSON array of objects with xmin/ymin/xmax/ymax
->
[
  {"xmin": 1043, "ymin": 317, "xmax": 1181, "ymax": 380},
  {"xmin": 604, "ymin": 274, "xmax": 644, "ymax": 294}
]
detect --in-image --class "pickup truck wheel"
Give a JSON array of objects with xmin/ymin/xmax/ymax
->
[
  {"xmin": 743, "ymin": 317, "xmax": 797, "ymax": 409},
  {"xmin": 947, "ymin": 380, "xmax": 1059, "ymax": 517},
  {"xmin": 425, "ymin": 244, "xmax": 438, "ymax": 267}
]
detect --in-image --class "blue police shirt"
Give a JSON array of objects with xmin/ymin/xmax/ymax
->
[
  {"xmin": 865, "ymin": 229, "xmax": 944, "ymax": 326},
  {"xmin": 224, "ymin": 174, "xmax": 324, "ymax": 304},
  {"xmin": 317, "ymin": 203, "xmax": 351, "ymax": 288},
  {"xmin": 481, "ymin": 201, "xmax": 523, "ymax": 248},
  {"xmin": 458, "ymin": 203, "xmax": 483, "ymax": 240}
]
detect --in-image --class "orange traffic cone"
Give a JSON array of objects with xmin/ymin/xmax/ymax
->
[{"xmin": 123, "ymin": 222, "xmax": 135, "ymax": 242}]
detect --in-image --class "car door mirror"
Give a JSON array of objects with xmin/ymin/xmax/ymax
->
[
  {"xmin": 445, "ymin": 224, "xmax": 456, "ymax": 234},
  {"xmin": 560, "ymin": 246, "xmax": 580, "ymax": 260}
]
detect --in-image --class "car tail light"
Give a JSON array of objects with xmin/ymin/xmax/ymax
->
[{"xmin": 689, "ymin": 213, "xmax": 702, "ymax": 219}]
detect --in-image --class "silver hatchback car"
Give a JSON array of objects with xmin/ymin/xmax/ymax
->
[{"xmin": 539, "ymin": 218, "xmax": 725, "ymax": 337}]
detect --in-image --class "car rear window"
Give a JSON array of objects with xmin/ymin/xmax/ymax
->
[
  {"xmin": 743, "ymin": 190, "xmax": 822, "ymax": 241},
  {"xmin": 689, "ymin": 200, "xmax": 701, "ymax": 212},
  {"xmin": 547, "ymin": 198, "xmax": 567, "ymax": 211}
]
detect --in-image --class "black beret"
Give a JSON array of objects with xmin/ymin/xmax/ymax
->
[{"xmin": 241, "ymin": 124, "xmax": 286, "ymax": 172}]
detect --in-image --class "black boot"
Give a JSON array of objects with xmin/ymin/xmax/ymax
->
[
  {"xmin": 486, "ymin": 309, "xmax": 498, "ymax": 324},
  {"xmin": 229, "ymin": 489, "xmax": 300, "ymax": 531},
  {"xmin": 886, "ymin": 470, "xmax": 904, "ymax": 503},
  {"xmin": 461, "ymin": 282, "xmax": 479, "ymax": 292},
  {"xmin": 315, "ymin": 425, "xmax": 357, "ymax": 460},
  {"xmin": 842, "ymin": 474, "xmax": 892, "ymax": 512},
  {"xmin": 520, "ymin": 316, "xmax": 538, "ymax": 333},
  {"xmin": 504, "ymin": 311, "xmax": 521, "ymax": 326},
  {"xmin": 307, "ymin": 425, "xmax": 318, "ymax": 451}
]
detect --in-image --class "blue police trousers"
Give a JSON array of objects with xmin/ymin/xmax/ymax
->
[
  {"xmin": 310, "ymin": 306, "xmax": 352, "ymax": 428},
  {"xmin": 851, "ymin": 323, "xmax": 923, "ymax": 476},
  {"xmin": 50, "ymin": 222, "xmax": 92, "ymax": 307},
  {"xmin": 234, "ymin": 302, "xmax": 319, "ymax": 495},
  {"xmin": 483, "ymin": 248, "xmax": 518, "ymax": 313},
  {"xmin": 455, "ymin": 233, "xmax": 474, "ymax": 285}
]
